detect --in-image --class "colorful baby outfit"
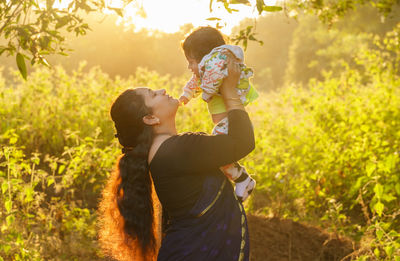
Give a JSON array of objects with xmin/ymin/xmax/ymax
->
[
  {"xmin": 181, "ymin": 44, "xmax": 259, "ymax": 115},
  {"xmin": 181, "ymin": 44, "xmax": 257, "ymax": 201}
]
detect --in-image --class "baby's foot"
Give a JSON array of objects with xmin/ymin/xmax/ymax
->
[{"xmin": 235, "ymin": 176, "xmax": 256, "ymax": 202}]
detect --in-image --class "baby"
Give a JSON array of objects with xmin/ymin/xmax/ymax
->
[{"xmin": 179, "ymin": 26, "xmax": 258, "ymax": 202}]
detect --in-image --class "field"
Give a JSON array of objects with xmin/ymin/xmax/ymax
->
[{"xmin": 1, "ymin": 46, "xmax": 399, "ymax": 260}]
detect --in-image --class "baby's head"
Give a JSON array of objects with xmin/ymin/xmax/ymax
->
[{"xmin": 182, "ymin": 26, "xmax": 226, "ymax": 63}]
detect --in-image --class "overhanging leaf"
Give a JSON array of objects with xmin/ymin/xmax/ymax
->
[
  {"xmin": 16, "ymin": 53, "xmax": 27, "ymax": 80},
  {"xmin": 256, "ymin": 0, "xmax": 264, "ymax": 14},
  {"xmin": 263, "ymin": 5, "xmax": 283, "ymax": 12},
  {"xmin": 230, "ymin": 0, "xmax": 250, "ymax": 4},
  {"xmin": 39, "ymin": 56, "xmax": 51, "ymax": 68},
  {"xmin": 109, "ymin": 7, "xmax": 123, "ymax": 17},
  {"xmin": 206, "ymin": 17, "xmax": 222, "ymax": 21}
]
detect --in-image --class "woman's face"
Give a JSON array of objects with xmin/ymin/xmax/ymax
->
[{"xmin": 136, "ymin": 87, "xmax": 179, "ymax": 123}]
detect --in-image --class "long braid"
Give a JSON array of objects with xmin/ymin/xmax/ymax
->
[
  {"xmin": 98, "ymin": 89, "xmax": 156, "ymax": 260},
  {"xmin": 117, "ymin": 128, "xmax": 154, "ymax": 251}
]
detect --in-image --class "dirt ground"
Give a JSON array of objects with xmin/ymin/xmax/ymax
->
[{"xmin": 247, "ymin": 214, "xmax": 356, "ymax": 261}]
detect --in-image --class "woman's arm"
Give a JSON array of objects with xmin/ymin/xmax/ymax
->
[{"xmin": 173, "ymin": 60, "xmax": 255, "ymax": 173}]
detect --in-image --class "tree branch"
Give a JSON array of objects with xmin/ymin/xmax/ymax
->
[{"xmin": 0, "ymin": 1, "xmax": 24, "ymax": 34}]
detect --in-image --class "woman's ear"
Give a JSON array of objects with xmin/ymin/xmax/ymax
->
[{"xmin": 143, "ymin": 115, "xmax": 160, "ymax": 126}]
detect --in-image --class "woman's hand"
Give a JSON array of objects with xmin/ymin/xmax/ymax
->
[
  {"xmin": 223, "ymin": 54, "xmax": 241, "ymax": 88},
  {"xmin": 220, "ymin": 57, "xmax": 244, "ymax": 111}
]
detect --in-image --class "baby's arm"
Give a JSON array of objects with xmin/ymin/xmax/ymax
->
[{"xmin": 179, "ymin": 75, "xmax": 201, "ymax": 104}]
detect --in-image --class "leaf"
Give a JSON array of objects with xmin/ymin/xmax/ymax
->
[
  {"xmin": 46, "ymin": 0, "xmax": 54, "ymax": 10},
  {"xmin": 206, "ymin": 17, "xmax": 222, "ymax": 21},
  {"xmin": 256, "ymin": 0, "xmax": 264, "ymax": 14},
  {"xmin": 39, "ymin": 36, "xmax": 51, "ymax": 49},
  {"xmin": 366, "ymin": 162, "xmax": 376, "ymax": 176},
  {"xmin": 373, "ymin": 183, "xmax": 384, "ymax": 199},
  {"xmin": 16, "ymin": 53, "xmax": 27, "ymax": 80},
  {"xmin": 56, "ymin": 16, "xmax": 71, "ymax": 29},
  {"xmin": 6, "ymin": 215, "xmax": 15, "ymax": 226},
  {"xmin": 381, "ymin": 193, "xmax": 397, "ymax": 202},
  {"xmin": 0, "ymin": 47, "xmax": 7, "ymax": 56},
  {"xmin": 374, "ymin": 247, "xmax": 380, "ymax": 258},
  {"xmin": 68, "ymin": 1, "xmax": 74, "ymax": 10},
  {"xmin": 209, "ymin": 0, "xmax": 214, "ymax": 12},
  {"xmin": 1, "ymin": 183, "xmax": 8, "ymax": 194},
  {"xmin": 9, "ymin": 136, "xmax": 17, "ymax": 144},
  {"xmin": 263, "ymin": 5, "xmax": 283, "ymax": 12},
  {"xmin": 109, "ymin": 7, "xmax": 123, "ymax": 17},
  {"xmin": 385, "ymin": 154, "xmax": 396, "ymax": 171},
  {"xmin": 349, "ymin": 176, "xmax": 366, "ymax": 197},
  {"xmin": 58, "ymin": 164, "xmax": 66, "ymax": 174},
  {"xmin": 230, "ymin": 0, "xmax": 250, "ymax": 4},
  {"xmin": 24, "ymin": 187, "xmax": 34, "ymax": 203},
  {"xmin": 39, "ymin": 56, "xmax": 51, "ymax": 68},
  {"xmin": 376, "ymin": 229, "xmax": 384, "ymax": 240},
  {"xmin": 384, "ymin": 246, "xmax": 394, "ymax": 257},
  {"xmin": 373, "ymin": 201, "xmax": 384, "ymax": 217},
  {"xmin": 47, "ymin": 177, "xmax": 55, "ymax": 187},
  {"xmin": 5, "ymin": 200, "xmax": 12, "ymax": 213},
  {"xmin": 395, "ymin": 183, "xmax": 400, "ymax": 195},
  {"xmin": 246, "ymin": 25, "xmax": 253, "ymax": 35}
]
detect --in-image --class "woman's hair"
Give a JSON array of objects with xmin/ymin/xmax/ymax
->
[
  {"xmin": 98, "ymin": 89, "xmax": 160, "ymax": 261},
  {"xmin": 182, "ymin": 26, "xmax": 226, "ymax": 63}
]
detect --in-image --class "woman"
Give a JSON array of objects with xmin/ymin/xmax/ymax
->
[{"xmin": 98, "ymin": 59, "xmax": 255, "ymax": 261}]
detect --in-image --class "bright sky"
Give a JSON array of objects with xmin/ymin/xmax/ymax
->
[
  {"xmin": 121, "ymin": 0, "xmax": 277, "ymax": 34},
  {"xmin": 53, "ymin": 0, "xmax": 277, "ymax": 34}
]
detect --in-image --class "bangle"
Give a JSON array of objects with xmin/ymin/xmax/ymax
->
[
  {"xmin": 224, "ymin": 98, "xmax": 243, "ymax": 108},
  {"xmin": 225, "ymin": 97, "xmax": 241, "ymax": 101}
]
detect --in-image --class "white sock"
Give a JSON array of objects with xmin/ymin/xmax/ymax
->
[{"xmin": 235, "ymin": 176, "xmax": 256, "ymax": 202}]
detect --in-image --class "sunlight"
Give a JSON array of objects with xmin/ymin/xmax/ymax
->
[
  {"xmin": 42, "ymin": 0, "xmax": 277, "ymax": 34},
  {"xmin": 122, "ymin": 0, "xmax": 277, "ymax": 34}
]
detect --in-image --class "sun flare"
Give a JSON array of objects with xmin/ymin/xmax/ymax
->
[
  {"xmin": 122, "ymin": 0, "xmax": 277, "ymax": 34},
  {"xmin": 52, "ymin": 0, "xmax": 277, "ymax": 34}
]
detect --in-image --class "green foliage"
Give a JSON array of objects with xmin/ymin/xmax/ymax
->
[
  {"xmin": 246, "ymin": 24, "xmax": 400, "ymax": 259},
  {"xmin": 0, "ymin": 131, "xmax": 110, "ymax": 259},
  {"xmin": 0, "ymin": 0, "xmax": 133, "ymax": 78},
  {"xmin": 288, "ymin": 0, "xmax": 399, "ymax": 25},
  {"xmin": 285, "ymin": 7, "xmax": 400, "ymax": 85},
  {"xmin": 0, "ymin": 65, "xmax": 196, "ymax": 260},
  {"xmin": 230, "ymin": 25, "xmax": 264, "ymax": 50}
]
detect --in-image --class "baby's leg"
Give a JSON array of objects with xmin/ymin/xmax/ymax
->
[{"xmin": 212, "ymin": 116, "xmax": 256, "ymax": 202}]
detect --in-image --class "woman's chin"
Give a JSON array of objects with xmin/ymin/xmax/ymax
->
[{"xmin": 171, "ymin": 98, "xmax": 180, "ymax": 106}]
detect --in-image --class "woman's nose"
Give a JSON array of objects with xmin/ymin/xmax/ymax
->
[{"xmin": 157, "ymin": 89, "xmax": 166, "ymax": 95}]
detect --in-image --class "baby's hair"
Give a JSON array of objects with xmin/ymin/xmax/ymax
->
[{"xmin": 182, "ymin": 26, "xmax": 226, "ymax": 63}]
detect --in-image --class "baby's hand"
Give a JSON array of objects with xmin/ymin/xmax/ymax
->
[{"xmin": 179, "ymin": 96, "xmax": 189, "ymax": 105}]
